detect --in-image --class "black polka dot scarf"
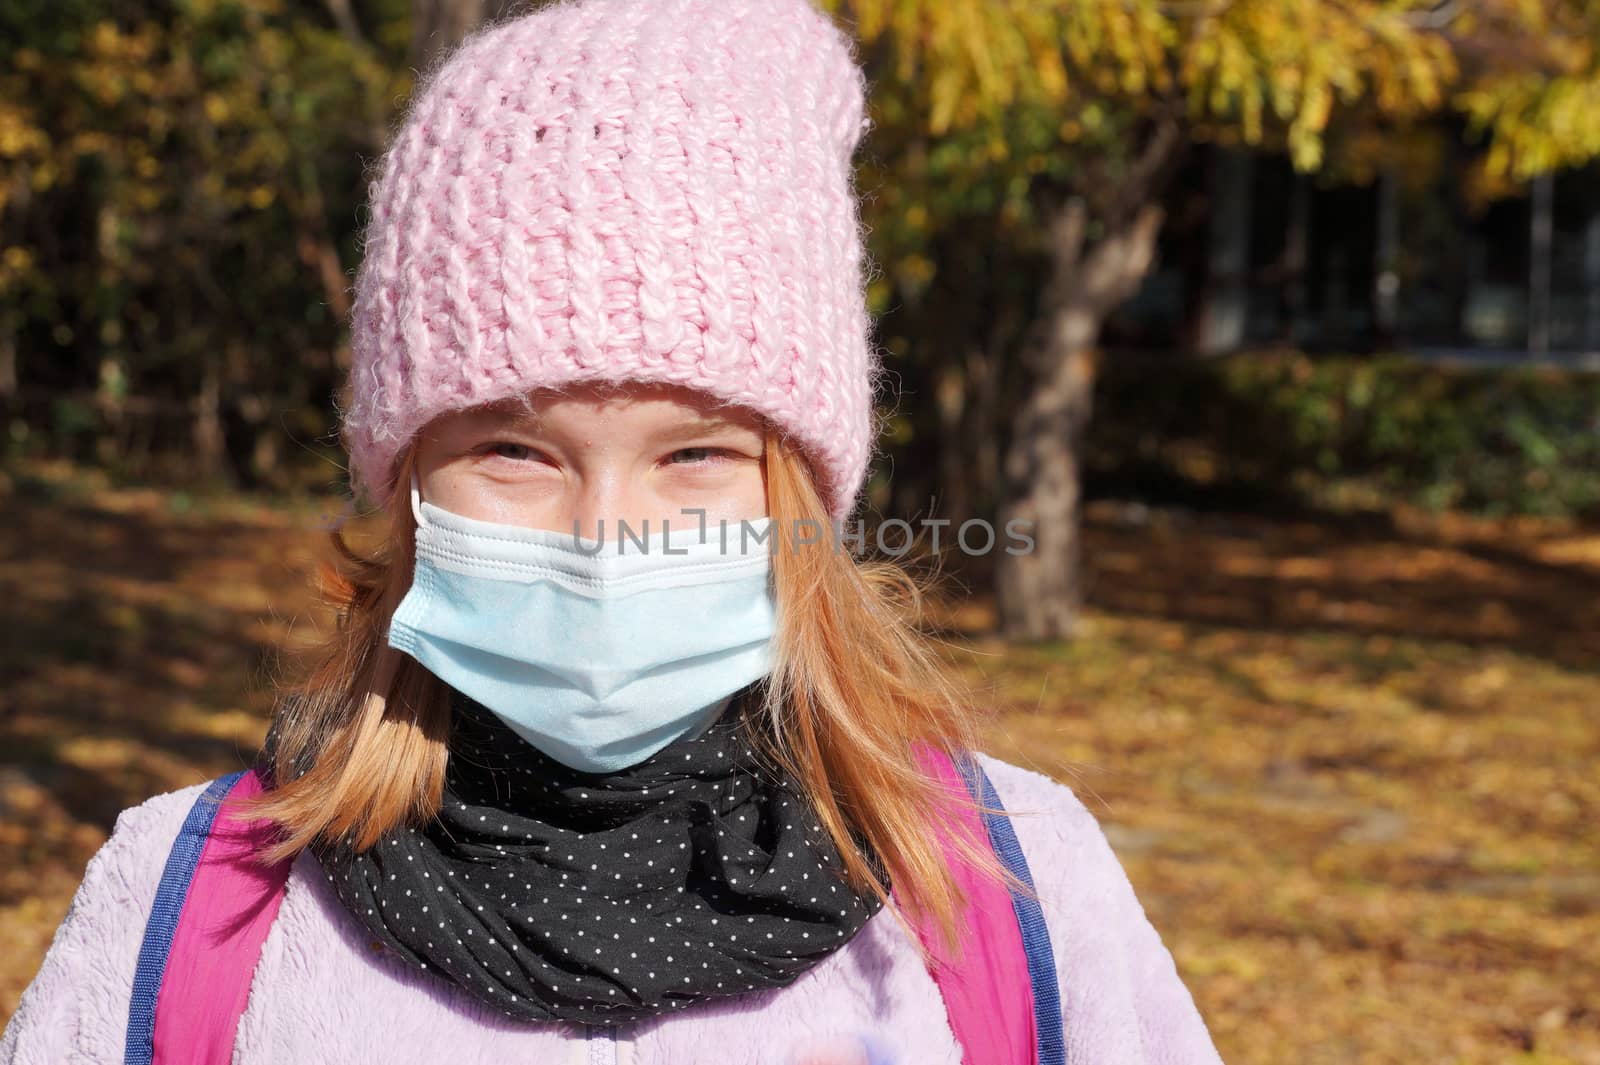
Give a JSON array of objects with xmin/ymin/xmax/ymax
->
[{"xmin": 306, "ymin": 683, "xmax": 886, "ymax": 1026}]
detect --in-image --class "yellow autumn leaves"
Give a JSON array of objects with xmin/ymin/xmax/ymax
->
[{"xmin": 830, "ymin": 0, "xmax": 1596, "ymax": 178}]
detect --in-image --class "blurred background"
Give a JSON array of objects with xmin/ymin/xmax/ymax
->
[{"xmin": 1, "ymin": 0, "xmax": 1597, "ymax": 1061}]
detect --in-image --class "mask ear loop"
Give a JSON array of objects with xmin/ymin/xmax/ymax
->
[{"xmin": 409, "ymin": 467, "xmax": 427, "ymax": 528}]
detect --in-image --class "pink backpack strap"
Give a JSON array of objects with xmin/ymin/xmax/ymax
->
[
  {"xmin": 900, "ymin": 745, "xmax": 1064, "ymax": 1065},
  {"xmin": 124, "ymin": 767, "xmax": 294, "ymax": 1065},
  {"xmin": 124, "ymin": 756, "xmax": 1061, "ymax": 1065}
]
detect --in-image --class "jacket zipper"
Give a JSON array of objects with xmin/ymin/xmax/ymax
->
[{"xmin": 585, "ymin": 1023, "xmax": 618, "ymax": 1065}]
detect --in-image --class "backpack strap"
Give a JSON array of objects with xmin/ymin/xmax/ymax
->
[
  {"xmin": 125, "ymin": 767, "xmax": 293, "ymax": 1065},
  {"xmin": 902, "ymin": 746, "xmax": 1066, "ymax": 1065},
  {"xmin": 124, "ymin": 756, "xmax": 1062, "ymax": 1064}
]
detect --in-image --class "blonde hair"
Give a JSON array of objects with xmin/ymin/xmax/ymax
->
[{"xmin": 237, "ymin": 426, "xmax": 1033, "ymax": 959}]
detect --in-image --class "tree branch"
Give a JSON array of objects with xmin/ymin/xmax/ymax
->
[
  {"xmin": 1108, "ymin": 103, "xmax": 1186, "ymax": 229},
  {"xmin": 323, "ymin": 0, "xmax": 371, "ymax": 53}
]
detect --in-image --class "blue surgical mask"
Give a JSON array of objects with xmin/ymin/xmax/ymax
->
[{"xmin": 387, "ymin": 470, "xmax": 778, "ymax": 774}]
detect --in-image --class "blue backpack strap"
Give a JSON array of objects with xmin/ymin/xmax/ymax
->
[
  {"xmin": 953, "ymin": 753, "xmax": 1066, "ymax": 1065},
  {"xmin": 124, "ymin": 762, "xmax": 1061, "ymax": 1064},
  {"xmin": 125, "ymin": 771, "xmax": 248, "ymax": 1065},
  {"xmin": 126, "ymin": 767, "xmax": 295, "ymax": 1065}
]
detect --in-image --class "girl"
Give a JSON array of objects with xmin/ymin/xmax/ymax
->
[{"xmin": 1, "ymin": 0, "xmax": 1226, "ymax": 1062}]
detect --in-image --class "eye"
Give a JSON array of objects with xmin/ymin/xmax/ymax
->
[
  {"xmin": 667, "ymin": 447, "xmax": 730, "ymax": 465},
  {"xmin": 479, "ymin": 441, "xmax": 544, "ymax": 462}
]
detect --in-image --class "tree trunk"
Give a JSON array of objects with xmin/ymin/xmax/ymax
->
[
  {"xmin": 966, "ymin": 302, "xmax": 1016, "ymax": 511},
  {"xmin": 0, "ymin": 313, "xmax": 15, "ymax": 407},
  {"xmin": 1528, "ymin": 171, "xmax": 1554, "ymax": 355},
  {"xmin": 1195, "ymin": 146, "xmax": 1255, "ymax": 356},
  {"xmin": 1442, "ymin": 132, "xmax": 1473, "ymax": 346},
  {"xmin": 934, "ymin": 361, "xmax": 971, "ymax": 525},
  {"xmin": 411, "ymin": 0, "xmax": 523, "ymax": 73},
  {"xmin": 1280, "ymin": 169, "xmax": 1311, "ymax": 346},
  {"xmin": 995, "ymin": 319, "xmax": 1097, "ymax": 640},
  {"xmin": 1584, "ymin": 206, "xmax": 1600, "ymax": 351},
  {"xmin": 194, "ymin": 355, "xmax": 225, "ymax": 481},
  {"xmin": 1371, "ymin": 167, "xmax": 1401, "ymax": 350},
  {"xmin": 996, "ymin": 197, "xmax": 1165, "ymax": 641}
]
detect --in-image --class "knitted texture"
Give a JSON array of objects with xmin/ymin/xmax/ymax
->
[{"xmin": 339, "ymin": 0, "xmax": 883, "ymax": 522}]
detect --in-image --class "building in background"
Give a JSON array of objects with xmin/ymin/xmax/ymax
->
[{"xmin": 1106, "ymin": 126, "xmax": 1600, "ymax": 365}]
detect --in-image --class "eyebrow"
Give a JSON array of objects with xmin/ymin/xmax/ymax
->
[{"xmin": 650, "ymin": 415, "xmax": 753, "ymax": 438}]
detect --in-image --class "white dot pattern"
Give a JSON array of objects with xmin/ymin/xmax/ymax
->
[{"xmin": 308, "ymin": 685, "xmax": 885, "ymax": 1026}]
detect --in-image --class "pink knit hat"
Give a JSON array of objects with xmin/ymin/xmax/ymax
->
[{"xmin": 338, "ymin": 0, "xmax": 882, "ymax": 522}]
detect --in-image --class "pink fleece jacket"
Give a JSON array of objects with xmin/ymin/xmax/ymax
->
[{"xmin": 0, "ymin": 754, "xmax": 1226, "ymax": 1065}]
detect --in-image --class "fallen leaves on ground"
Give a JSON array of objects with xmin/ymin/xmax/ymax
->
[{"xmin": 1, "ymin": 462, "xmax": 1594, "ymax": 1064}]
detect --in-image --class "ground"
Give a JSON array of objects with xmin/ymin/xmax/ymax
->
[{"xmin": 1, "ymin": 458, "xmax": 1595, "ymax": 1064}]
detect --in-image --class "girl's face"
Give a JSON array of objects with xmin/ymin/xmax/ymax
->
[{"xmin": 412, "ymin": 381, "xmax": 769, "ymax": 538}]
